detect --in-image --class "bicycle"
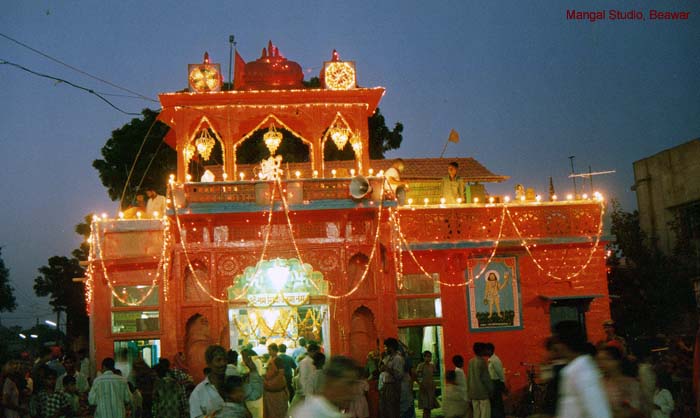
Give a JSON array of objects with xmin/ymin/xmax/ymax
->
[{"xmin": 513, "ymin": 362, "xmax": 548, "ymax": 418}]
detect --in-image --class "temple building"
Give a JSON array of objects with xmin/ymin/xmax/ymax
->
[{"xmin": 85, "ymin": 42, "xmax": 611, "ymax": 392}]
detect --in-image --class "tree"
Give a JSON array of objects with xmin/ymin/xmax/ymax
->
[
  {"xmin": 0, "ymin": 248, "xmax": 17, "ymax": 315},
  {"xmin": 368, "ymin": 108, "xmax": 403, "ymax": 159},
  {"xmin": 93, "ymin": 109, "xmax": 175, "ymax": 206},
  {"xmin": 34, "ymin": 255, "xmax": 88, "ymax": 338},
  {"xmin": 607, "ymin": 200, "xmax": 696, "ymax": 339}
]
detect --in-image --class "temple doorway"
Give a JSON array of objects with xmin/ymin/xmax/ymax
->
[{"xmin": 226, "ymin": 257, "xmax": 330, "ymax": 354}]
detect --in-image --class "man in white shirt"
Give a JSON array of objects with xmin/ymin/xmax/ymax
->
[
  {"xmin": 452, "ymin": 354, "xmax": 470, "ymax": 418},
  {"xmin": 289, "ymin": 356, "xmax": 360, "ymax": 418},
  {"xmin": 383, "ymin": 159, "xmax": 409, "ymax": 205},
  {"xmin": 145, "ymin": 187, "xmax": 167, "ymax": 218},
  {"xmin": 554, "ymin": 321, "xmax": 612, "ymax": 418},
  {"xmin": 297, "ymin": 342, "xmax": 321, "ymax": 400},
  {"xmin": 88, "ymin": 357, "xmax": 132, "ymax": 418},
  {"xmin": 56, "ymin": 354, "xmax": 89, "ymax": 394},
  {"xmin": 189, "ymin": 345, "xmax": 262, "ymax": 418},
  {"xmin": 485, "ymin": 343, "xmax": 505, "ymax": 418}
]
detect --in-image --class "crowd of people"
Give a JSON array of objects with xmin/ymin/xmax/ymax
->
[{"xmin": 0, "ymin": 323, "xmax": 692, "ymax": 418}]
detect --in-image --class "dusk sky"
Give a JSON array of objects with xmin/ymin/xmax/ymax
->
[{"xmin": 1, "ymin": 1, "xmax": 699, "ymax": 327}]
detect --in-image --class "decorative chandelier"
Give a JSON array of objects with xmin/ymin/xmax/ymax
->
[
  {"xmin": 264, "ymin": 123, "xmax": 283, "ymax": 155},
  {"xmin": 350, "ymin": 133, "xmax": 362, "ymax": 155},
  {"xmin": 195, "ymin": 129, "xmax": 216, "ymax": 160},
  {"xmin": 183, "ymin": 143, "xmax": 196, "ymax": 163},
  {"xmin": 329, "ymin": 123, "xmax": 350, "ymax": 150}
]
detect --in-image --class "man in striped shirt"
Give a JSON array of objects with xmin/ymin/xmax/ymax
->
[{"xmin": 88, "ymin": 357, "xmax": 132, "ymax": 418}]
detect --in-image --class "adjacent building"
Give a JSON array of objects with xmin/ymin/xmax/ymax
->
[{"xmin": 632, "ymin": 139, "xmax": 700, "ymax": 254}]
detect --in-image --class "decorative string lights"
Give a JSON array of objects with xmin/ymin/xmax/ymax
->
[
  {"xmin": 506, "ymin": 201, "xmax": 606, "ymax": 280},
  {"xmin": 85, "ymin": 216, "xmax": 171, "ymax": 308},
  {"xmin": 390, "ymin": 204, "xmax": 508, "ymax": 288},
  {"xmin": 89, "ymin": 163, "xmax": 605, "ymax": 309},
  {"xmin": 169, "ymin": 176, "xmax": 278, "ymax": 303}
]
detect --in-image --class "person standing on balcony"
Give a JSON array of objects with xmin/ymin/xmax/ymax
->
[
  {"xmin": 441, "ymin": 162, "xmax": 464, "ymax": 204},
  {"xmin": 145, "ymin": 187, "xmax": 167, "ymax": 218},
  {"xmin": 384, "ymin": 159, "xmax": 409, "ymax": 205}
]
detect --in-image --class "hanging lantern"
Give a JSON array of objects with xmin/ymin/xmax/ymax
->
[
  {"xmin": 329, "ymin": 122, "xmax": 350, "ymax": 150},
  {"xmin": 350, "ymin": 132, "xmax": 362, "ymax": 155},
  {"xmin": 264, "ymin": 123, "xmax": 283, "ymax": 155},
  {"xmin": 195, "ymin": 129, "xmax": 216, "ymax": 160},
  {"xmin": 183, "ymin": 143, "xmax": 196, "ymax": 163}
]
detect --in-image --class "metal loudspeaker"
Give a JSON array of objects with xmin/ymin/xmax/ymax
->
[{"xmin": 349, "ymin": 175, "xmax": 372, "ymax": 199}]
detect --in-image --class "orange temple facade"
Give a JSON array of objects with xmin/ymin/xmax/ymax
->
[{"xmin": 86, "ymin": 43, "xmax": 611, "ymax": 392}]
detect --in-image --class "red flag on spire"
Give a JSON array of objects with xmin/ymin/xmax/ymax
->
[{"xmin": 233, "ymin": 51, "xmax": 246, "ymax": 90}]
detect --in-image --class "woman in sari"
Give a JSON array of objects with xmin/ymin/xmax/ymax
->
[{"xmin": 263, "ymin": 357, "xmax": 288, "ymax": 418}]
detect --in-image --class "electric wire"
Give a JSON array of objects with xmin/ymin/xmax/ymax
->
[
  {"xmin": 0, "ymin": 32, "xmax": 158, "ymax": 103},
  {"xmin": 1, "ymin": 59, "xmax": 141, "ymax": 116}
]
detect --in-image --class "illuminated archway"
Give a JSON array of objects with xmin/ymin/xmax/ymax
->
[{"xmin": 226, "ymin": 258, "xmax": 330, "ymax": 351}]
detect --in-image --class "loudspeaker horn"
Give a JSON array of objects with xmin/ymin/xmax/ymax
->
[{"xmin": 349, "ymin": 175, "xmax": 372, "ymax": 199}]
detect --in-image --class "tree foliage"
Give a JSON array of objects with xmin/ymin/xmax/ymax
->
[
  {"xmin": 0, "ymin": 248, "xmax": 17, "ymax": 313},
  {"xmin": 368, "ymin": 108, "xmax": 403, "ymax": 159},
  {"xmin": 34, "ymin": 253, "xmax": 88, "ymax": 338},
  {"xmin": 607, "ymin": 200, "xmax": 696, "ymax": 338},
  {"xmin": 93, "ymin": 109, "xmax": 176, "ymax": 206}
]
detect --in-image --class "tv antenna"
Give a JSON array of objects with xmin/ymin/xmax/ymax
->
[{"xmin": 568, "ymin": 166, "xmax": 616, "ymax": 194}]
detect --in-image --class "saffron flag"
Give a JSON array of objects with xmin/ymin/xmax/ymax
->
[
  {"xmin": 233, "ymin": 50, "xmax": 246, "ymax": 90},
  {"xmin": 448, "ymin": 129, "xmax": 460, "ymax": 143}
]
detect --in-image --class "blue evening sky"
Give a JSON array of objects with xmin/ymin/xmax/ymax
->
[{"xmin": 1, "ymin": 0, "xmax": 699, "ymax": 327}]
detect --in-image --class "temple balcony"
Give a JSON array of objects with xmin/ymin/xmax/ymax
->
[{"xmin": 93, "ymin": 194, "xmax": 605, "ymax": 262}]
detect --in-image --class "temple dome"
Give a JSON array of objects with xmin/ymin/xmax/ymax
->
[{"xmin": 243, "ymin": 41, "xmax": 304, "ymax": 90}]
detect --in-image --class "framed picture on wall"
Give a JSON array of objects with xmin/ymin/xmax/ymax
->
[{"xmin": 466, "ymin": 256, "xmax": 522, "ymax": 331}]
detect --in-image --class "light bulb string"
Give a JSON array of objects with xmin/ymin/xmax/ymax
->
[
  {"xmin": 90, "ymin": 218, "xmax": 169, "ymax": 306},
  {"xmin": 391, "ymin": 204, "xmax": 507, "ymax": 288},
  {"xmin": 170, "ymin": 180, "xmax": 277, "ymax": 303},
  {"xmin": 276, "ymin": 176, "xmax": 386, "ymax": 299},
  {"xmin": 324, "ymin": 180, "xmax": 385, "ymax": 300},
  {"xmin": 505, "ymin": 201, "xmax": 605, "ymax": 280}
]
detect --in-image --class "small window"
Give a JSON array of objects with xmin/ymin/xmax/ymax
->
[
  {"xmin": 398, "ymin": 298, "xmax": 443, "ymax": 320},
  {"xmin": 112, "ymin": 311, "xmax": 160, "ymax": 333},
  {"xmin": 397, "ymin": 273, "xmax": 441, "ymax": 320},
  {"xmin": 397, "ymin": 273, "xmax": 440, "ymax": 294},
  {"xmin": 111, "ymin": 286, "xmax": 159, "ymax": 307}
]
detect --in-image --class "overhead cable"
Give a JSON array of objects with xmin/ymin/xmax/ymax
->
[
  {"xmin": 0, "ymin": 32, "xmax": 158, "ymax": 103},
  {"xmin": 1, "ymin": 59, "xmax": 141, "ymax": 116}
]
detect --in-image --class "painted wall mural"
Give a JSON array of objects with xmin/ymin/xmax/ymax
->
[{"xmin": 466, "ymin": 256, "xmax": 522, "ymax": 331}]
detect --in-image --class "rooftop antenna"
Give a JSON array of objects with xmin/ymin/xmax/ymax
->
[
  {"xmin": 568, "ymin": 168, "xmax": 616, "ymax": 193},
  {"xmin": 228, "ymin": 35, "xmax": 236, "ymax": 90},
  {"xmin": 568, "ymin": 156, "xmax": 577, "ymax": 196}
]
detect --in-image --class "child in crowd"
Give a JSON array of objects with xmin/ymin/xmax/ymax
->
[
  {"xmin": 60, "ymin": 375, "xmax": 81, "ymax": 416},
  {"xmin": 128, "ymin": 381, "xmax": 143, "ymax": 418},
  {"xmin": 652, "ymin": 372, "xmax": 675, "ymax": 418},
  {"xmin": 219, "ymin": 375, "xmax": 252, "ymax": 418},
  {"xmin": 442, "ymin": 370, "xmax": 467, "ymax": 418},
  {"xmin": 34, "ymin": 367, "xmax": 72, "ymax": 418},
  {"xmin": 348, "ymin": 367, "xmax": 370, "ymax": 418}
]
